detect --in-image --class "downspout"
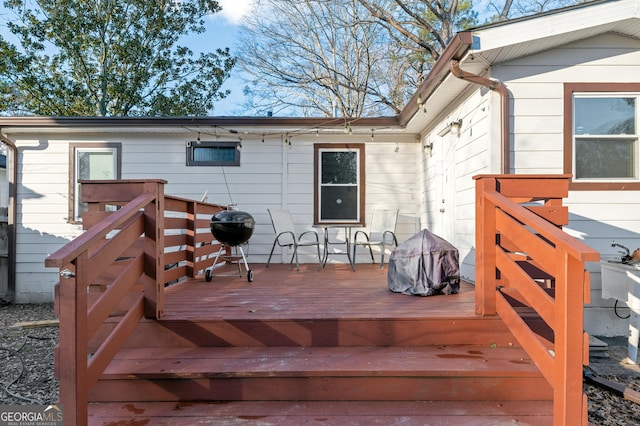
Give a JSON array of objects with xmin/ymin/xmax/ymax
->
[
  {"xmin": 450, "ymin": 60, "xmax": 511, "ymax": 174},
  {"xmin": 0, "ymin": 130, "xmax": 16, "ymax": 303}
]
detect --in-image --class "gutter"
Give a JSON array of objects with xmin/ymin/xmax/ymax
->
[
  {"xmin": 398, "ymin": 32, "xmax": 475, "ymax": 128},
  {"xmin": 450, "ymin": 60, "xmax": 511, "ymax": 174},
  {"xmin": 0, "ymin": 130, "xmax": 16, "ymax": 303}
]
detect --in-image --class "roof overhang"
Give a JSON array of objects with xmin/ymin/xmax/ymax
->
[
  {"xmin": 0, "ymin": 115, "xmax": 404, "ymax": 137},
  {"xmin": 401, "ymin": 0, "xmax": 640, "ymax": 135}
]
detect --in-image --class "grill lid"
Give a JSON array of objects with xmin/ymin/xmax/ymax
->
[{"xmin": 210, "ymin": 210, "xmax": 255, "ymax": 246}]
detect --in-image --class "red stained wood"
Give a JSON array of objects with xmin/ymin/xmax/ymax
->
[
  {"xmin": 49, "ymin": 178, "xmax": 590, "ymax": 425},
  {"xmin": 88, "ymin": 400, "xmax": 553, "ymax": 425},
  {"xmin": 475, "ymin": 175, "xmax": 600, "ymax": 426},
  {"xmin": 87, "ymin": 263, "xmax": 553, "ymax": 424}
]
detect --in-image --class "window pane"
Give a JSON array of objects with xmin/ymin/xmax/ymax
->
[
  {"xmin": 320, "ymin": 186, "xmax": 358, "ymax": 220},
  {"xmin": 321, "ymin": 151, "xmax": 357, "ymax": 184},
  {"xmin": 74, "ymin": 148, "xmax": 118, "ymax": 222},
  {"xmin": 193, "ymin": 146, "xmax": 236, "ymax": 162},
  {"xmin": 575, "ymin": 138, "xmax": 635, "ymax": 178},
  {"xmin": 187, "ymin": 141, "xmax": 240, "ymax": 166},
  {"xmin": 77, "ymin": 151, "xmax": 115, "ymax": 180},
  {"xmin": 575, "ymin": 97, "xmax": 635, "ymax": 135}
]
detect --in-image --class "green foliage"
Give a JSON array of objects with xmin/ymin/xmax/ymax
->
[{"xmin": 0, "ymin": 0, "xmax": 236, "ymax": 116}]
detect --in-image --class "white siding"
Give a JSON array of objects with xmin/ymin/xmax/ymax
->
[
  {"xmin": 420, "ymin": 88, "xmax": 495, "ymax": 282},
  {"xmin": 11, "ymin": 131, "xmax": 421, "ymax": 302},
  {"xmin": 494, "ymin": 33, "xmax": 640, "ymax": 336},
  {"xmin": 496, "ymin": 33, "xmax": 640, "ymax": 175}
]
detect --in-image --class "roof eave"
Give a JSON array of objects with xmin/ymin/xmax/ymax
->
[
  {"xmin": 398, "ymin": 31, "xmax": 474, "ymax": 128},
  {"xmin": 0, "ymin": 115, "xmax": 401, "ymax": 130}
]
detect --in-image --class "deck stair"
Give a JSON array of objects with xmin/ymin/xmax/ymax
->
[{"xmin": 85, "ymin": 264, "xmax": 554, "ymax": 425}]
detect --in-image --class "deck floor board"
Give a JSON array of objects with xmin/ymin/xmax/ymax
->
[{"xmin": 161, "ymin": 263, "xmax": 476, "ymax": 321}]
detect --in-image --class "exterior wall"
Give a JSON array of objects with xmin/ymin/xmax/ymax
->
[
  {"xmin": 493, "ymin": 33, "xmax": 640, "ymax": 336},
  {"xmin": 10, "ymin": 131, "xmax": 419, "ymax": 302},
  {"xmin": 420, "ymin": 87, "xmax": 497, "ymax": 282}
]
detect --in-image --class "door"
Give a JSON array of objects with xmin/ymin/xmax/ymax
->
[{"xmin": 440, "ymin": 135, "xmax": 456, "ymax": 243}]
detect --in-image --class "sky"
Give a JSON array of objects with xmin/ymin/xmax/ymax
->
[{"xmin": 207, "ymin": 0, "xmax": 253, "ymax": 115}]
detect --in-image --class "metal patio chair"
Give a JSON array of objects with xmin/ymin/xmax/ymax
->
[
  {"xmin": 352, "ymin": 209, "xmax": 399, "ymax": 269},
  {"xmin": 266, "ymin": 208, "xmax": 322, "ymax": 271}
]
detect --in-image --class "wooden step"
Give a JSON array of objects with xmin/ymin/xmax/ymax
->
[
  {"xmin": 88, "ymin": 400, "xmax": 554, "ymax": 425},
  {"xmin": 90, "ymin": 345, "xmax": 553, "ymax": 403},
  {"xmin": 91, "ymin": 315, "xmax": 518, "ymax": 349}
]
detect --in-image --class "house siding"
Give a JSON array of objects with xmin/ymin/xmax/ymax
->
[
  {"xmin": 10, "ymin": 132, "xmax": 420, "ymax": 302},
  {"xmin": 420, "ymin": 88, "xmax": 495, "ymax": 282},
  {"xmin": 494, "ymin": 33, "xmax": 640, "ymax": 336}
]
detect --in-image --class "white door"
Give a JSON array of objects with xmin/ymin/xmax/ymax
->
[{"xmin": 440, "ymin": 135, "xmax": 456, "ymax": 243}]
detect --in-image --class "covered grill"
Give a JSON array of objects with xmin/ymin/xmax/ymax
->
[
  {"xmin": 205, "ymin": 209, "xmax": 255, "ymax": 282},
  {"xmin": 387, "ymin": 229, "xmax": 460, "ymax": 296}
]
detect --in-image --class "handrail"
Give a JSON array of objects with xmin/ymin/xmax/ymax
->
[
  {"xmin": 45, "ymin": 180, "xmax": 227, "ymax": 425},
  {"xmin": 475, "ymin": 174, "xmax": 599, "ymax": 426},
  {"xmin": 45, "ymin": 193, "xmax": 153, "ymax": 268}
]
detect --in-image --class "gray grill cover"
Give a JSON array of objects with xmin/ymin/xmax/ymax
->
[{"xmin": 388, "ymin": 229, "xmax": 460, "ymax": 296}]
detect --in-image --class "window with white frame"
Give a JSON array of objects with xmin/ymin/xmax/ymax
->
[
  {"xmin": 70, "ymin": 143, "xmax": 121, "ymax": 222},
  {"xmin": 564, "ymin": 83, "xmax": 640, "ymax": 190},
  {"xmin": 314, "ymin": 143, "xmax": 365, "ymax": 224}
]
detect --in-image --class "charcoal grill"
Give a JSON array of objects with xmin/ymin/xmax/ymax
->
[{"xmin": 205, "ymin": 209, "xmax": 255, "ymax": 282}]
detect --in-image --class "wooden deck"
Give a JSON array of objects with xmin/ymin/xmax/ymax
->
[
  {"xmin": 163, "ymin": 262, "xmax": 472, "ymax": 321},
  {"xmin": 48, "ymin": 177, "xmax": 597, "ymax": 425},
  {"xmin": 87, "ymin": 263, "xmax": 553, "ymax": 425}
]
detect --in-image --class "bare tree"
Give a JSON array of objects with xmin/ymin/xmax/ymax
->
[
  {"xmin": 356, "ymin": 0, "xmax": 477, "ymax": 82},
  {"xmin": 481, "ymin": 0, "xmax": 586, "ymax": 22},
  {"xmin": 236, "ymin": 0, "xmax": 411, "ymax": 117},
  {"xmin": 236, "ymin": 0, "xmax": 586, "ymax": 117}
]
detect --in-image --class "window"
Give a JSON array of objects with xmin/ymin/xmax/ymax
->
[
  {"xmin": 564, "ymin": 83, "xmax": 640, "ymax": 190},
  {"xmin": 186, "ymin": 141, "xmax": 240, "ymax": 166},
  {"xmin": 314, "ymin": 143, "xmax": 365, "ymax": 224},
  {"xmin": 70, "ymin": 143, "xmax": 121, "ymax": 222}
]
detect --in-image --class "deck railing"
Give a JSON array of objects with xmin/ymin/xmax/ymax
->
[
  {"xmin": 475, "ymin": 174, "xmax": 600, "ymax": 426},
  {"xmin": 45, "ymin": 180, "xmax": 227, "ymax": 425}
]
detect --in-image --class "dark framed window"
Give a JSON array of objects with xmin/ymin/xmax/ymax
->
[
  {"xmin": 564, "ymin": 83, "xmax": 640, "ymax": 190},
  {"xmin": 186, "ymin": 141, "xmax": 240, "ymax": 166},
  {"xmin": 314, "ymin": 143, "xmax": 365, "ymax": 225},
  {"xmin": 69, "ymin": 143, "xmax": 121, "ymax": 222}
]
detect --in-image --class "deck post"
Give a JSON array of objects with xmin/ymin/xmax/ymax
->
[
  {"xmin": 57, "ymin": 255, "xmax": 88, "ymax": 425},
  {"xmin": 475, "ymin": 176, "xmax": 497, "ymax": 316},
  {"xmin": 143, "ymin": 180, "xmax": 165, "ymax": 319},
  {"xmin": 553, "ymin": 251, "xmax": 589, "ymax": 425},
  {"xmin": 186, "ymin": 200, "xmax": 196, "ymax": 278}
]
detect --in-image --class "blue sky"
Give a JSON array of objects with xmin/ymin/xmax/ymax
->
[{"xmin": 206, "ymin": 0, "xmax": 252, "ymax": 115}]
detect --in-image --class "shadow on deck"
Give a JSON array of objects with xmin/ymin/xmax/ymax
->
[{"xmin": 87, "ymin": 263, "xmax": 553, "ymax": 425}]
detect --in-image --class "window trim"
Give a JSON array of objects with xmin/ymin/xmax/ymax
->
[
  {"xmin": 69, "ymin": 143, "xmax": 122, "ymax": 223},
  {"xmin": 186, "ymin": 140, "xmax": 241, "ymax": 166},
  {"xmin": 564, "ymin": 83, "xmax": 640, "ymax": 190},
  {"xmin": 313, "ymin": 143, "xmax": 366, "ymax": 226}
]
